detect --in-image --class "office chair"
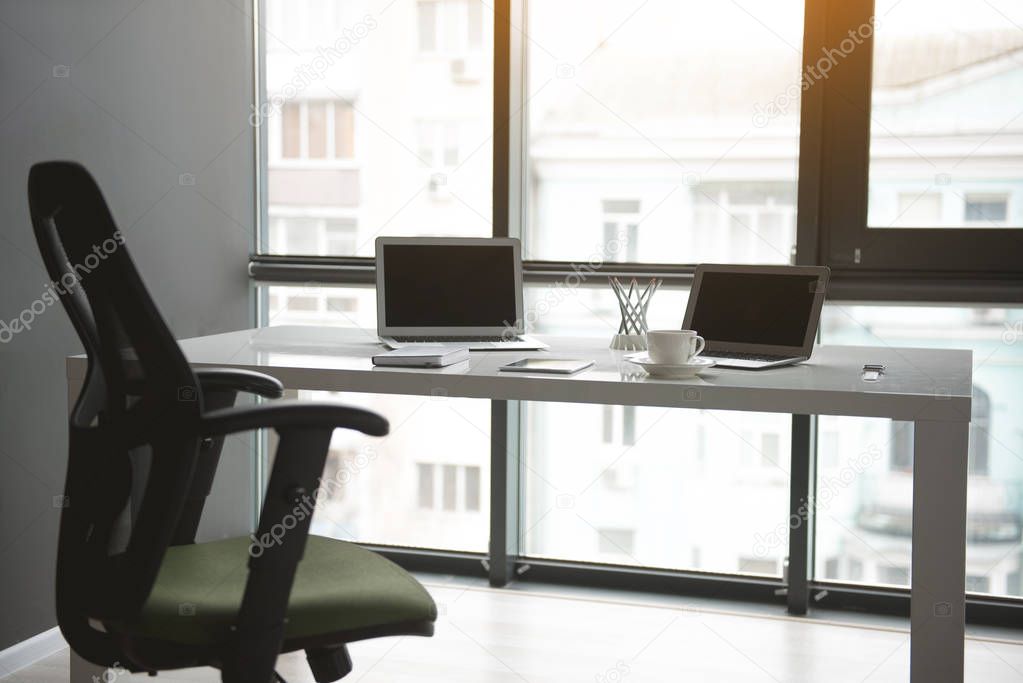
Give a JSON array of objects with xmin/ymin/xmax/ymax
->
[{"xmin": 28, "ymin": 161, "xmax": 437, "ymax": 682}]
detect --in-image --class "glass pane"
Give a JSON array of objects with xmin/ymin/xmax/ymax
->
[
  {"xmin": 262, "ymin": 284, "xmax": 488, "ymax": 552},
  {"xmin": 520, "ymin": 281, "xmax": 791, "ymax": 575},
  {"xmin": 324, "ymin": 218, "xmax": 357, "ymax": 255},
  {"xmin": 266, "ymin": 284, "xmax": 376, "ymax": 329},
  {"xmin": 279, "ymin": 217, "xmax": 318, "ymax": 254},
  {"xmin": 523, "ymin": 282, "xmax": 689, "ymax": 337},
  {"xmin": 523, "ymin": 402, "xmax": 792, "ymax": 575},
  {"xmin": 526, "ymin": 0, "xmax": 804, "ymax": 263},
  {"xmin": 815, "ymin": 304, "xmax": 1023, "ymax": 597},
  {"xmin": 294, "ymin": 389, "xmax": 489, "ymax": 552},
  {"xmin": 867, "ymin": 0, "xmax": 1023, "ymax": 228},
  {"xmin": 263, "ymin": 0, "xmax": 493, "ymax": 257}
]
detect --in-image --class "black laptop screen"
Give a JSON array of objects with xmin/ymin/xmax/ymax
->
[
  {"xmin": 690, "ymin": 272, "xmax": 819, "ymax": 348},
  {"xmin": 383, "ymin": 244, "xmax": 518, "ymax": 327}
]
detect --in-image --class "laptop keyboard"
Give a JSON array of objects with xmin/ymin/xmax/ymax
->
[
  {"xmin": 391, "ymin": 335, "xmax": 523, "ymax": 343},
  {"xmin": 706, "ymin": 351, "xmax": 793, "ymax": 362}
]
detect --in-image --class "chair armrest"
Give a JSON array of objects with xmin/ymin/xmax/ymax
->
[
  {"xmin": 123, "ymin": 368, "xmax": 284, "ymax": 400},
  {"xmin": 216, "ymin": 400, "xmax": 387, "ymax": 681},
  {"xmin": 200, "ymin": 400, "xmax": 388, "ymax": 438},
  {"xmin": 193, "ymin": 367, "xmax": 284, "ymax": 399}
]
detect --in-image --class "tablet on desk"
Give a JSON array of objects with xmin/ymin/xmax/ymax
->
[{"xmin": 499, "ymin": 358, "xmax": 594, "ymax": 375}]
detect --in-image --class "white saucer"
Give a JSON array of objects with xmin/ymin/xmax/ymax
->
[{"xmin": 624, "ymin": 353, "xmax": 716, "ymax": 378}]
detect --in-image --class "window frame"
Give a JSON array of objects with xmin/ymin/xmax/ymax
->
[
  {"xmin": 250, "ymin": 0, "xmax": 1023, "ymax": 627},
  {"xmin": 806, "ymin": 0, "xmax": 1023, "ymax": 277},
  {"xmin": 255, "ymin": 0, "xmax": 1023, "ymax": 301}
]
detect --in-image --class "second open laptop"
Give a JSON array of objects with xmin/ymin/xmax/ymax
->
[
  {"xmin": 683, "ymin": 264, "xmax": 830, "ymax": 369},
  {"xmin": 376, "ymin": 237, "xmax": 547, "ymax": 351}
]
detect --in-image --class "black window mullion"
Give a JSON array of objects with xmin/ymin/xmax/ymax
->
[
  {"xmin": 794, "ymin": 0, "xmax": 828, "ymax": 267},
  {"xmin": 492, "ymin": 0, "xmax": 512, "ymax": 239},
  {"xmin": 817, "ymin": 0, "xmax": 874, "ymax": 269}
]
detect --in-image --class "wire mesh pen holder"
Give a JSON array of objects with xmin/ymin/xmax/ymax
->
[{"xmin": 609, "ymin": 277, "xmax": 661, "ymax": 351}]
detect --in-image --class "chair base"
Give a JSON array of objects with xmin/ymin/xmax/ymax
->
[
  {"xmin": 306, "ymin": 646, "xmax": 353, "ymax": 682},
  {"xmin": 108, "ymin": 619, "xmax": 434, "ymax": 681}
]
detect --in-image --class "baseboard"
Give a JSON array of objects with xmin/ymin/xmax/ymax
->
[{"xmin": 0, "ymin": 627, "xmax": 65, "ymax": 677}]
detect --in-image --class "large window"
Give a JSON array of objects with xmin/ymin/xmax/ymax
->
[
  {"xmin": 261, "ymin": 0, "xmax": 494, "ymax": 257},
  {"xmin": 525, "ymin": 0, "xmax": 804, "ymax": 264},
  {"xmin": 253, "ymin": 0, "xmax": 1023, "ymax": 618}
]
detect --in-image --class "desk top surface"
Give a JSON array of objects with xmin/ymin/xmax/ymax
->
[{"xmin": 68, "ymin": 325, "xmax": 973, "ymax": 421}]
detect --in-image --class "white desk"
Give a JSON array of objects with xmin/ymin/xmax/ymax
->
[{"xmin": 67, "ymin": 325, "xmax": 974, "ymax": 683}]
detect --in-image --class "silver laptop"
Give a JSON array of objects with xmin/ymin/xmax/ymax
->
[
  {"xmin": 682, "ymin": 264, "xmax": 830, "ymax": 369},
  {"xmin": 376, "ymin": 237, "xmax": 547, "ymax": 351}
]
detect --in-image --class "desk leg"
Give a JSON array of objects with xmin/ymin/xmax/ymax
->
[
  {"xmin": 787, "ymin": 414, "xmax": 816, "ymax": 615},
  {"xmin": 489, "ymin": 400, "xmax": 521, "ymax": 586},
  {"xmin": 911, "ymin": 419, "xmax": 968, "ymax": 683}
]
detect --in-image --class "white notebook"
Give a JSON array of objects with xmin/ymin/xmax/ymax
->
[{"xmin": 372, "ymin": 345, "xmax": 470, "ymax": 368}]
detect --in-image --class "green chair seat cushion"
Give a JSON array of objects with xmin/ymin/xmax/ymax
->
[{"xmin": 130, "ymin": 535, "xmax": 436, "ymax": 645}]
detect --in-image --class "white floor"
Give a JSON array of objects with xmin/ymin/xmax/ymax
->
[{"xmin": 4, "ymin": 577, "xmax": 1022, "ymax": 683}]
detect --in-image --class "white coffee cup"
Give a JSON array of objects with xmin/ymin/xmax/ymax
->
[{"xmin": 646, "ymin": 329, "xmax": 705, "ymax": 365}]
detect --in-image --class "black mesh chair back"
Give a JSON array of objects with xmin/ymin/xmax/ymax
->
[
  {"xmin": 29, "ymin": 162, "xmax": 433, "ymax": 683},
  {"xmin": 29, "ymin": 161, "xmax": 203, "ymax": 663}
]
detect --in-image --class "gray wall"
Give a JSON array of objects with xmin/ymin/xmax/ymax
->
[{"xmin": 0, "ymin": 0, "xmax": 257, "ymax": 649}]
